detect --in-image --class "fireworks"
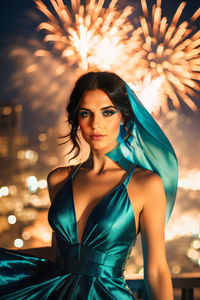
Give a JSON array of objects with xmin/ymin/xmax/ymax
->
[
  {"xmin": 132, "ymin": 0, "xmax": 200, "ymax": 113},
  {"xmin": 33, "ymin": 0, "xmax": 200, "ymax": 115},
  {"xmin": 128, "ymin": 74, "xmax": 164, "ymax": 115},
  {"xmin": 34, "ymin": 0, "xmax": 137, "ymax": 71}
]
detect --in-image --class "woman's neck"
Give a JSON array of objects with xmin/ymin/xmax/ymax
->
[{"xmin": 83, "ymin": 147, "xmax": 118, "ymax": 174}]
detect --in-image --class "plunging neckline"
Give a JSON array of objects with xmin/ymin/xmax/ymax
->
[{"xmin": 70, "ymin": 164, "xmax": 137, "ymax": 244}]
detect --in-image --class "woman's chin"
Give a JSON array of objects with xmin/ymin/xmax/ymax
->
[{"xmin": 89, "ymin": 141, "xmax": 118, "ymax": 153}]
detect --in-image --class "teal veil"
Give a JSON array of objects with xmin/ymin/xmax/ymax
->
[{"xmin": 106, "ymin": 83, "xmax": 178, "ymax": 225}]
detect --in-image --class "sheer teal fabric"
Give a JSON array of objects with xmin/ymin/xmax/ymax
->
[
  {"xmin": 0, "ymin": 165, "xmax": 137, "ymax": 300},
  {"xmin": 106, "ymin": 83, "xmax": 178, "ymax": 225}
]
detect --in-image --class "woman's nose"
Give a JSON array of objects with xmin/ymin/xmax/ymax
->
[{"xmin": 91, "ymin": 114, "xmax": 101, "ymax": 129}]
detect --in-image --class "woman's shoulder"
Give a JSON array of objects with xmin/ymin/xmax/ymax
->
[
  {"xmin": 47, "ymin": 165, "xmax": 71, "ymax": 186},
  {"xmin": 128, "ymin": 166, "xmax": 165, "ymax": 215},
  {"xmin": 47, "ymin": 163, "xmax": 83, "ymax": 185},
  {"xmin": 47, "ymin": 164, "xmax": 79, "ymax": 203},
  {"xmin": 130, "ymin": 166, "xmax": 163, "ymax": 191}
]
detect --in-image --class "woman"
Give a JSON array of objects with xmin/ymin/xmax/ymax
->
[{"xmin": 0, "ymin": 71, "xmax": 178, "ymax": 299}]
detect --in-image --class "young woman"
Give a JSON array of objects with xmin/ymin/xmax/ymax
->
[{"xmin": 0, "ymin": 72, "xmax": 178, "ymax": 299}]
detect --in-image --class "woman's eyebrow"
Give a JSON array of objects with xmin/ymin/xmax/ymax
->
[
  {"xmin": 79, "ymin": 105, "xmax": 117, "ymax": 111},
  {"xmin": 101, "ymin": 106, "xmax": 117, "ymax": 110}
]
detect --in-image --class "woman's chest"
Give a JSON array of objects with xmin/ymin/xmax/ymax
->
[{"xmin": 72, "ymin": 170, "xmax": 128, "ymax": 220}]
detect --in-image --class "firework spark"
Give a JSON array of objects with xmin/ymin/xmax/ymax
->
[
  {"xmin": 34, "ymin": 0, "xmax": 138, "ymax": 71},
  {"xmin": 128, "ymin": 74, "xmax": 164, "ymax": 115},
  {"xmin": 133, "ymin": 0, "xmax": 200, "ymax": 112}
]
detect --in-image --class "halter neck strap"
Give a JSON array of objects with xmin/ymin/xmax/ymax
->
[{"xmin": 71, "ymin": 163, "xmax": 83, "ymax": 179}]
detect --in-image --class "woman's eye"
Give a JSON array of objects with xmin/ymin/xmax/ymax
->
[
  {"xmin": 102, "ymin": 110, "xmax": 117, "ymax": 116},
  {"xmin": 79, "ymin": 110, "xmax": 117, "ymax": 118},
  {"xmin": 79, "ymin": 111, "xmax": 89, "ymax": 118}
]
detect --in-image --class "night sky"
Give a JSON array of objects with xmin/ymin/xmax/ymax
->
[{"xmin": 1, "ymin": 0, "xmax": 199, "ymax": 35}]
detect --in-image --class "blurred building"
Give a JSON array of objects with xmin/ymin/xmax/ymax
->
[
  {"xmin": 0, "ymin": 103, "xmax": 50, "ymax": 248},
  {"xmin": 0, "ymin": 103, "xmax": 28, "ymax": 158},
  {"xmin": 0, "ymin": 103, "xmax": 30, "ymax": 185}
]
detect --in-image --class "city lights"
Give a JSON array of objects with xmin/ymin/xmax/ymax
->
[
  {"xmin": 17, "ymin": 150, "xmax": 38, "ymax": 162},
  {"xmin": 1, "ymin": 186, "xmax": 9, "ymax": 196},
  {"xmin": 8, "ymin": 215, "xmax": 17, "ymax": 225},
  {"xmin": 14, "ymin": 239, "xmax": 24, "ymax": 248},
  {"xmin": 8, "ymin": 185, "xmax": 17, "ymax": 196},
  {"xmin": 38, "ymin": 132, "xmax": 47, "ymax": 142},
  {"xmin": 2, "ymin": 106, "xmax": 12, "ymax": 115},
  {"xmin": 22, "ymin": 231, "xmax": 31, "ymax": 240},
  {"xmin": 26, "ymin": 176, "xmax": 39, "ymax": 192},
  {"xmin": 171, "ymin": 265, "xmax": 181, "ymax": 274},
  {"xmin": 38, "ymin": 179, "xmax": 47, "ymax": 189}
]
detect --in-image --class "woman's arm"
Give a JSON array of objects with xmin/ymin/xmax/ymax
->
[{"xmin": 140, "ymin": 173, "xmax": 173, "ymax": 300}]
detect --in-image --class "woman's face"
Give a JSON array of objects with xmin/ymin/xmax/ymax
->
[{"xmin": 78, "ymin": 89, "xmax": 122, "ymax": 153}]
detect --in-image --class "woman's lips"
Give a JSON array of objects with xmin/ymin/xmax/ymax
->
[{"xmin": 90, "ymin": 134, "xmax": 106, "ymax": 140}]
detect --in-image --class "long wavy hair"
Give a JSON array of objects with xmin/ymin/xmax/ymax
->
[{"xmin": 59, "ymin": 71, "xmax": 135, "ymax": 161}]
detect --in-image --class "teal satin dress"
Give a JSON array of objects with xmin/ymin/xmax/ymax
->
[
  {"xmin": 0, "ymin": 83, "xmax": 178, "ymax": 300},
  {"xmin": 0, "ymin": 164, "xmax": 138, "ymax": 299}
]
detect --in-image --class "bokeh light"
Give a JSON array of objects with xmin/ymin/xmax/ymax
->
[
  {"xmin": 14, "ymin": 239, "xmax": 24, "ymax": 248},
  {"xmin": 8, "ymin": 215, "xmax": 17, "ymax": 225}
]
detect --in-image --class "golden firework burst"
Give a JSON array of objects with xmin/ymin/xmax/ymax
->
[
  {"xmin": 34, "ymin": 0, "xmax": 137, "ymax": 71},
  {"xmin": 33, "ymin": 0, "xmax": 200, "ymax": 114},
  {"xmin": 134, "ymin": 0, "xmax": 200, "ymax": 112}
]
